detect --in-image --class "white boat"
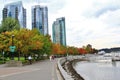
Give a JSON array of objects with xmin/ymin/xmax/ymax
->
[
  {"xmin": 97, "ymin": 59, "xmax": 112, "ymax": 63},
  {"xmin": 112, "ymin": 57, "xmax": 120, "ymax": 61}
]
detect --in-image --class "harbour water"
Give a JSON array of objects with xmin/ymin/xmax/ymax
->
[{"xmin": 74, "ymin": 61, "xmax": 120, "ymax": 80}]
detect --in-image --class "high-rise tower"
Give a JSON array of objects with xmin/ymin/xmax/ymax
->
[
  {"xmin": 2, "ymin": 1, "xmax": 26, "ymax": 28},
  {"xmin": 52, "ymin": 17, "xmax": 66, "ymax": 46},
  {"xmin": 32, "ymin": 5, "xmax": 48, "ymax": 35}
]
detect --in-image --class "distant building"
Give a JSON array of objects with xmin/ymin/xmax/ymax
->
[
  {"xmin": 32, "ymin": 5, "xmax": 48, "ymax": 35},
  {"xmin": 52, "ymin": 17, "xmax": 66, "ymax": 46},
  {"xmin": 2, "ymin": 1, "xmax": 26, "ymax": 28}
]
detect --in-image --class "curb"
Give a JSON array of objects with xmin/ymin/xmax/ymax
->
[
  {"xmin": 56, "ymin": 64, "xmax": 64, "ymax": 80},
  {"xmin": 57, "ymin": 58, "xmax": 73, "ymax": 80}
]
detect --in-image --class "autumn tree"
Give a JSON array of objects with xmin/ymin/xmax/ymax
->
[
  {"xmin": 67, "ymin": 46, "xmax": 79, "ymax": 55},
  {"xmin": 60, "ymin": 45, "xmax": 67, "ymax": 55},
  {"xmin": 78, "ymin": 48, "xmax": 87, "ymax": 54},
  {"xmin": 13, "ymin": 29, "xmax": 44, "ymax": 60},
  {"xmin": 0, "ymin": 29, "xmax": 48, "ymax": 60},
  {"xmin": 51, "ymin": 43, "xmax": 61, "ymax": 55}
]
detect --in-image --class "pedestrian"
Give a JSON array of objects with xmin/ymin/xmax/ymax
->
[
  {"xmin": 49, "ymin": 55, "xmax": 52, "ymax": 61},
  {"xmin": 52, "ymin": 55, "xmax": 54, "ymax": 60},
  {"xmin": 28, "ymin": 55, "xmax": 32, "ymax": 64}
]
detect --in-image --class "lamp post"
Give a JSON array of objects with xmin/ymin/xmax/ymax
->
[
  {"xmin": 11, "ymin": 35, "xmax": 14, "ymax": 60},
  {"xmin": 18, "ymin": 48, "xmax": 20, "ymax": 61},
  {"xmin": 12, "ymin": 35, "xmax": 14, "ymax": 46},
  {"xmin": 2, "ymin": 50, "xmax": 4, "ymax": 63}
]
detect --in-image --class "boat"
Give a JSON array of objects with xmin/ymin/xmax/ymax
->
[
  {"xmin": 97, "ymin": 59, "xmax": 112, "ymax": 63},
  {"xmin": 112, "ymin": 56, "xmax": 120, "ymax": 61}
]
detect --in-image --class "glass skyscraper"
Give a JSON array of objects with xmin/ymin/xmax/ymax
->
[
  {"xmin": 52, "ymin": 17, "xmax": 66, "ymax": 46},
  {"xmin": 2, "ymin": 1, "xmax": 26, "ymax": 28},
  {"xmin": 32, "ymin": 5, "xmax": 48, "ymax": 35}
]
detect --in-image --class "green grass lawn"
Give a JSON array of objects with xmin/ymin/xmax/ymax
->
[{"xmin": 0, "ymin": 57, "xmax": 26, "ymax": 64}]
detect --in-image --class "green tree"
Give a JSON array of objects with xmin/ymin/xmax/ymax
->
[
  {"xmin": 40, "ymin": 35, "xmax": 52, "ymax": 58},
  {"xmin": 85, "ymin": 44, "xmax": 92, "ymax": 53},
  {"xmin": 0, "ymin": 17, "xmax": 20, "ymax": 33}
]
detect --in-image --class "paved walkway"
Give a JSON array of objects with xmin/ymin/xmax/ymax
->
[{"xmin": 0, "ymin": 59, "xmax": 58, "ymax": 80}]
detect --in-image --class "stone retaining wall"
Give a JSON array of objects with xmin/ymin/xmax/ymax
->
[
  {"xmin": 63, "ymin": 60, "xmax": 84, "ymax": 80},
  {"xmin": 6, "ymin": 60, "xmax": 22, "ymax": 67},
  {"xmin": 57, "ymin": 58, "xmax": 73, "ymax": 80},
  {"xmin": 57, "ymin": 56, "xmax": 85, "ymax": 80}
]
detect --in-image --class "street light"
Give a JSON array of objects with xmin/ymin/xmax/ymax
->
[
  {"xmin": 18, "ymin": 48, "xmax": 20, "ymax": 61},
  {"xmin": 12, "ymin": 35, "xmax": 14, "ymax": 46},
  {"xmin": 11, "ymin": 35, "xmax": 14, "ymax": 60},
  {"xmin": 3, "ymin": 51, "xmax": 4, "ymax": 63}
]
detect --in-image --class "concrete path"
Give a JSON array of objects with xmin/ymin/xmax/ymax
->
[{"xmin": 0, "ymin": 59, "xmax": 58, "ymax": 80}]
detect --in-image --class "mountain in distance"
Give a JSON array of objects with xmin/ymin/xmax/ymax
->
[{"xmin": 99, "ymin": 47, "xmax": 120, "ymax": 53}]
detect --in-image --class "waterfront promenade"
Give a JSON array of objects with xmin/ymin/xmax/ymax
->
[{"xmin": 0, "ymin": 59, "xmax": 58, "ymax": 80}]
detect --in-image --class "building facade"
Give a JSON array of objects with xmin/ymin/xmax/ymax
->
[
  {"xmin": 52, "ymin": 17, "xmax": 66, "ymax": 46},
  {"xmin": 32, "ymin": 5, "xmax": 48, "ymax": 35},
  {"xmin": 2, "ymin": 1, "xmax": 26, "ymax": 28}
]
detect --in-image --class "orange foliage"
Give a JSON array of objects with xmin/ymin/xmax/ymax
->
[
  {"xmin": 51, "ymin": 44, "xmax": 66, "ymax": 55},
  {"xmin": 78, "ymin": 48, "xmax": 87, "ymax": 54}
]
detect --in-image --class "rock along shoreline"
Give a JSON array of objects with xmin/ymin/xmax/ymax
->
[{"xmin": 62, "ymin": 59, "xmax": 87, "ymax": 80}]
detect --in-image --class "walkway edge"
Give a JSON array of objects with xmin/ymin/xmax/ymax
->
[
  {"xmin": 56, "ymin": 64, "xmax": 64, "ymax": 80},
  {"xmin": 57, "ymin": 58, "xmax": 73, "ymax": 80}
]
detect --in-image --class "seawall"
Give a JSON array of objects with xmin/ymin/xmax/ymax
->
[{"xmin": 57, "ymin": 56, "xmax": 85, "ymax": 80}]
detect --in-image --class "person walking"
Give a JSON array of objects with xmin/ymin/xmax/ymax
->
[
  {"xmin": 49, "ymin": 55, "xmax": 52, "ymax": 61},
  {"xmin": 28, "ymin": 55, "xmax": 32, "ymax": 64}
]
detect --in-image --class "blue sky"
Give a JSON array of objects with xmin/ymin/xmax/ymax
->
[{"xmin": 0, "ymin": 0, "xmax": 120, "ymax": 49}]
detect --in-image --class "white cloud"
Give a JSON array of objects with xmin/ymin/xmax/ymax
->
[
  {"xmin": 99, "ymin": 9, "xmax": 120, "ymax": 27},
  {"xmin": 52, "ymin": 0, "xmax": 120, "ymax": 49}
]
